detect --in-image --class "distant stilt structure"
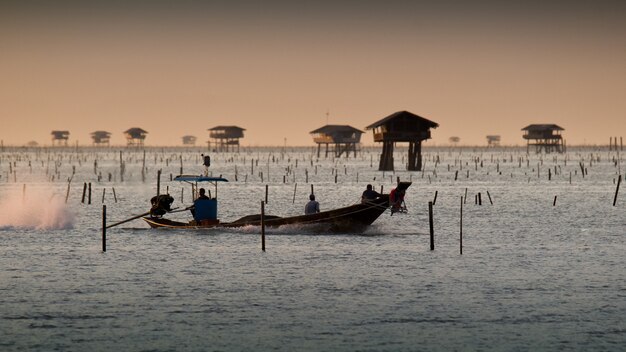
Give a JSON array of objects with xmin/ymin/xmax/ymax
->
[
  {"xmin": 522, "ymin": 124, "xmax": 564, "ymax": 154},
  {"xmin": 124, "ymin": 128, "xmax": 148, "ymax": 147},
  {"xmin": 182, "ymin": 135, "xmax": 197, "ymax": 146},
  {"xmin": 208, "ymin": 126, "xmax": 245, "ymax": 152},
  {"xmin": 91, "ymin": 131, "xmax": 111, "ymax": 146},
  {"xmin": 51, "ymin": 131, "xmax": 70, "ymax": 146},
  {"xmin": 366, "ymin": 111, "xmax": 439, "ymax": 171},
  {"xmin": 486, "ymin": 135, "xmax": 501, "ymax": 147},
  {"xmin": 310, "ymin": 125, "xmax": 363, "ymax": 158}
]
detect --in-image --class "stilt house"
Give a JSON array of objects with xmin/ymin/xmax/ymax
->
[
  {"xmin": 522, "ymin": 124, "xmax": 564, "ymax": 153},
  {"xmin": 91, "ymin": 131, "xmax": 111, "ymax": 146},
  {"xmin": 51, "ymin": 130, "xmax": 70, "ymax": 146},
  {"xmin": 208, "ymin": 126, "xmax": 245, "ymax": 152},
  {"xmin": 486, "ymin": 135, "xmax": 501, "ymax": 147},
  {"xmin": 182, "ymin": 135, "xmax": 197, "ymax": 146},
  {"xmin": 366, "ymin": 111, "xmax": 439, "ymax": 171},
  {"xmin": 124, "ymin": 128, "xmax": 148, "ymax": 147},
  {"xmin": 310, "ymin": 125, "xmax": 363, "ymax": 158}
]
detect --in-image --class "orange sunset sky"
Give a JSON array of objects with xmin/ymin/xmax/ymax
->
[{"xmin": 1, "ymin": 1, "xmax": 625, "ymax": 147}]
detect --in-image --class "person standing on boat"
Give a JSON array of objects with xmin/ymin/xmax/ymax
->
[
  {"xmin": 305, "ymin": 194, "xmax": 320, "ymax": 215},
  {"xmin": 361, "ymin": 184, "xmax": 381, "ymax": 203},
  {"xmin": 389, "ymin": 187, "xmax": 406, "ymax": 214}
]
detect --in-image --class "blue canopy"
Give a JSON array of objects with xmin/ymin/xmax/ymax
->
[{"xmin": 173, "ymin": 175, "xmax": 229, "ymax": 182}]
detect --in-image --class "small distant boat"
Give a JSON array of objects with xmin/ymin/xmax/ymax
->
[{"xmin": 142, "ymin": 174, "xmax": 411, "ymax": 233}]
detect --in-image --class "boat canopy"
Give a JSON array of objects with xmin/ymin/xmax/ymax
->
[{"xmin": 173, "ymin": 175, "xmax": 229, "ymax": 182}]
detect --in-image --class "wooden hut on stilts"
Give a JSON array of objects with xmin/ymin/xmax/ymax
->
[
  {"xmin": 51, "ymin": 131, "xmax": 70, "ymax": 146},
  {"xmin": 486, "ymin": 135, "xmax": 501, "ymax": 147},
  {"xmin": 182, "ymin": 135, "xmax": 197, "ymax": 146},
  {"xmin": 365, "ymin": 111, "xmax": 439, "ymax": 171},
  {"xmin": 124, "ymin": 128, "xmax": 148, "ymax": 147},
  {"xmin": 310, "ymin": 125, "xmax": 363, "ymax": 158},
  {"xmin": 208, "ymin": 126, "xmax": 245, "ymax": 152},
  {"xmin": 91, "ymin": 131, "xmax": 111, "ymax": 146},
  {"xmin": 522, "ymin": 124, "xmax": 564, "ymax": 153}
]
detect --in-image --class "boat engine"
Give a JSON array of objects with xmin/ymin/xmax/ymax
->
[{"xmin": 150, "ymin": 194, "xmax": 174, "ymax": 217}]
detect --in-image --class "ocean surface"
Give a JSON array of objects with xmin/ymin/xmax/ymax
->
[{"xmin": 1, "ymin": 146, "xmax": 624, "ymax": 351}]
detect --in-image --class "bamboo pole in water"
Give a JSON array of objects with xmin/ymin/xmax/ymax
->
[
  {"xmin": 429, "ymin": 201, "xmax": 434, "ymax": 251},
  {"xmin": 102, "ymin": 205, "xmax": 106, "ymax": 252},
  {"xmin": 261, "ymin": 201, "xmax": 266, "ymax": 252},
  {"xmin": 614, "ymin": 175, "xmax": 622, "ymax": 206}
]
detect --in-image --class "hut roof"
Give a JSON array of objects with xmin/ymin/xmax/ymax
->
[
  {"xmin": 124, "ymin": 128, "xmax": 148, "ymax": 134},
  {"xmin": 310, "ymin": 125, "xmax": 364, "ymax": 134},
  {"xmin": 521, "ymin": 124, "xmax": 564, "ymax": 131},
  {"xmin": 51, "ymin": 130, "xmax": 70, "ymax": 135},
  {"xmin": 365, "ymin": 111, "xmax": 439, "ymax": 130},
  {"xmin": 182, "ymin": 135, "xmax": 196, "ymax": 139},
  {"xmin": 208, "ymin": 126, "xmax": 246, "ymax": 131},
  {"xmin": 91, "ymin": 131, "xmax": 111, "ymax": 137}
]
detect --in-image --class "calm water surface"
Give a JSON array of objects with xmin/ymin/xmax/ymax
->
[{"xmin": 1, "ymin": 147, "xmax": 625, "ymax": 351}]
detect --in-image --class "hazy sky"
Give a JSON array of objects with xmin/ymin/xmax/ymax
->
[{"xmin": 1, "ymin": 0, "xmax": 625, "ymax": 146}]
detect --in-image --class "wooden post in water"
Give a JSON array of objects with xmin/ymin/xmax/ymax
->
[
  {"xmin": 157, "ymin": 170, "xmax": 161, "ymax": 196},
  {"xmin": 88, "ymin": 182, "xmax": 92, "ymax": 205},
  {"xmin": 433, "ymin": 190, "xmax": 438, "ymax": 205},
  {"xmin": 81, "ymin": 182, "xmax": 87, "ymax": 203},
  {"xmin": 553, "ymin": 195, "xmax": 557, "ymax": 206},
  {"xmin": 486, "ymin": 191, "xmax": 493, "ymax": 205},
  {"xmin": 459, "ymin": 196, "xmax": 463, "ymax": 255},
  {"xmin": 478, "ymin": 192, "xmax": 482, "ymax": 205},
  {"xmin": 265, "ymin": 184, "xmax": 269, "ymax": 204},
  {"xmin": 292, "ymin": 183, "xmax": 297, "ymax": 204},
  {"xmin": 102, "ymin": 188, "xmax": 106, "ymax": 203},
  {"xmin": 65, "ymin": 182, "xmax": 71, "ymax": 203},
  {"xmin": 102, "ymin": 205, "xmax": 106, "ymax": 252},
  {"xmin": 22, "ymin": 184, "xmax": 26, "ymax": 203},
  {"xmin": 429, "ymin": 201, "xmax": 434, "ymax": 251},
  {"xmin": 310, "ymin": 184, "xmax": 314, "ymax": 196},
  {"xmin": 614, "ymin": 175, "xmax": 622, "ymax": 206},
  {"xmin": 261, "ymin": 201, "xmax": 266, "ymax": 252}
]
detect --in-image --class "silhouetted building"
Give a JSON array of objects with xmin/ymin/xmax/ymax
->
[
  {"xmin": 182, "ymin": 135, "xmax": 197, "ymax": 146},
  {"xmin": 449, "ymin": 136, "xmax": 460, "ymax": 146},
  {"xmin": 51, "ymin": 130, "xmax": 70, "ymax": 146},
  {"xmin": 124, "ymin": 128, "xmax": 148, "ymax": 147},
  {"xmin": 91, "ymin": 131, "xmax": 111, "ymax": 146},
  {"xmin": 522, "ymin": 124, "xmax": 564, "ymax": 153},
  {"xmin": 366, "ymin": 111, "xmax": 439, "ymax": 171},
  {"xmin": 486, "ymin": 135, "xmax": 501, "ymax": 147},
  {"xmin": 310, "ymin": 125, "xmax": 363, "ymax": 158},
  {"xmin": 208, "ymin": 126, "xmax": 245, "ymax": 152}
]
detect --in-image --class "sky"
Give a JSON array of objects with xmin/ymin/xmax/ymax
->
[{"xmin": 1, "ymin": 0, "xmax": 625, "ymax": 147}]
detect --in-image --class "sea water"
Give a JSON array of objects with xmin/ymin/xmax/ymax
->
[{"xmin": 0, "ymin": 146, "xmax": 624, "ymax": 351}]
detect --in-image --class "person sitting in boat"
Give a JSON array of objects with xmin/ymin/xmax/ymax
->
[
  {"xmin": 304, "ymin": 194, "xmax": 320, "ymax": 215},
  {"xmin": 197, "ymin": 188, "xmax": 210, "ymax": 200},
  {"xmin": 189, "ymin": 188, "xmax": 211, "ymax": 222},
  {"xmin": 361, "ymin": 184, "xmax": 381, "ymax": 203},
  {"xmin": 389, "ymin": 187, "xmax": 406, "ymax": 214}
]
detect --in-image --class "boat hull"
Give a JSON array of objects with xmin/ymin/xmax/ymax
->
[{"xmin": 142, "ymin": 195, "xmax": 391, "ymax": 233}]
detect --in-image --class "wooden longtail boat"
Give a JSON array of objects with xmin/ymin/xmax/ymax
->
[{"xmin": 142, "ymin": 175, "xmax": 411, "ymax": 233}]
